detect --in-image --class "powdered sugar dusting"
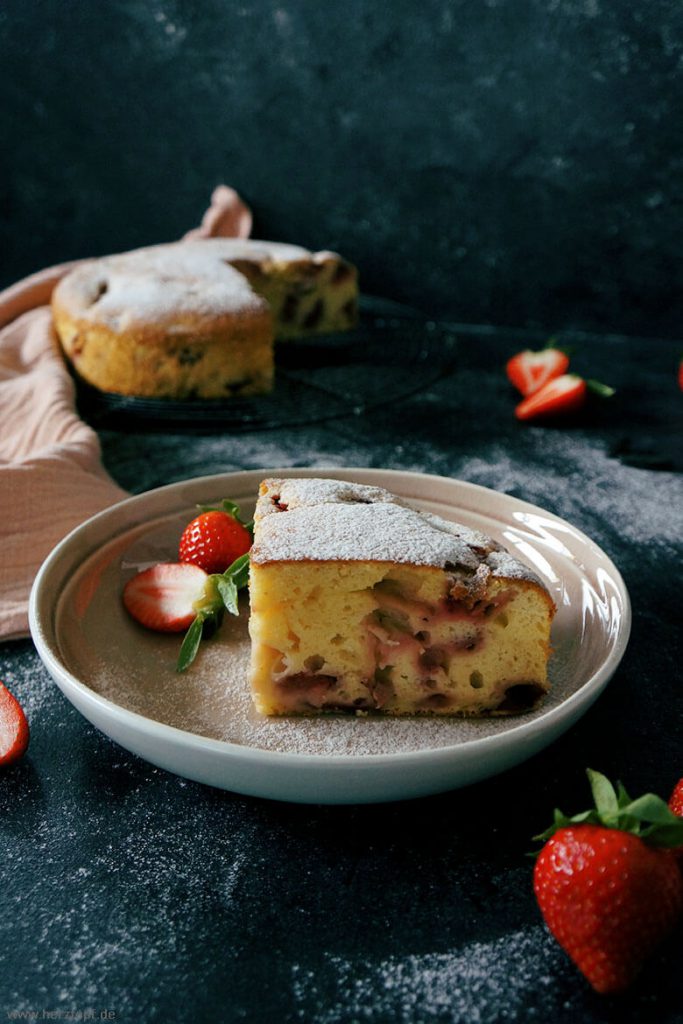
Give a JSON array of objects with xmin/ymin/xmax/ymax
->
[
  {"xmin": 253, "ymin": 479, "xmax": 542, "ymax": 583},
  {"xmin": 255, "ymin": 502, "xmax": 487, "ymax": 569},
  {"xmin": 290, "ymin": 926, "xmax": 566, "ymax": 1022},
  {"xmin": 53, "ymin": 238, "xmax": 326, "ymax": 330}
]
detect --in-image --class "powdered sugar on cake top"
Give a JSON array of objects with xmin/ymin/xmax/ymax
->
[
  {"xmin": 53, "ymin": 238, "xmax": 332, "ymax": 331},
  {"xmin": 252, "ymin": 478, "xmax": 544, "ymax": 585}
]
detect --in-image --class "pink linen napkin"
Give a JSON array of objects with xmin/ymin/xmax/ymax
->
[
  {"xmin": 0, "ymin": 186, "xmax": 252, "ymax": 640},
  {"xmin": 183, "ymin": 184, "xmax": 252, "ymax": 240}
]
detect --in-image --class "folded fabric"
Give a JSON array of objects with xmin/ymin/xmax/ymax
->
[
  {"xmin": 183, "ymin": 184, "xmax": 252, "ymax": 240},
  {"xmin": 0, "ymin": 185, "xmax": 252, "ymax": 640}
]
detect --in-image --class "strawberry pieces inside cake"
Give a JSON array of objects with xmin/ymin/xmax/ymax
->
[{"xmin": 247, "ymin": 478, "xmax": 556, "ymax": 716}]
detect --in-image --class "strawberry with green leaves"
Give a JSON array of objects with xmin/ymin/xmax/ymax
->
[
  {"xmin": 506, "ymin": 342, "xmax": 570, "ymax": 397},
  {"xmin": 179, "ymin": 499, "xmax": 253, "ymax": 574},
  {"xmin": 533, "ymin": 769, "xmax": 683, "ymax": 994},
  {"xmin": 123, "ymin": 553, "xmax": 250, "ymax": 671}
]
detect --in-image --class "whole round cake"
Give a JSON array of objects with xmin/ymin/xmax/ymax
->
[{"xmin": 51, "ymin": 239, "xmax": 358, "ymax": 399}]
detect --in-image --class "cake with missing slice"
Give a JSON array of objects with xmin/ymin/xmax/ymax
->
[
  {"xmin": 248, "ymin": 478, "xmax": 556, "ymax": 716},
  {"xmin": 51, "ymin": 239, "xmax": 358, "ymax": 399}
]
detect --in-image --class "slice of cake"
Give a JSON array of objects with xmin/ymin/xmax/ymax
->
[{"xmin": 248, "ymin": 478, "xmax": 556, "ymax": 716}]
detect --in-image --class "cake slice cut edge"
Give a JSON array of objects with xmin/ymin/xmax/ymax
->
[{"xmin": 247, "ymin": 478, "xmax": 556, "ymax": 717}]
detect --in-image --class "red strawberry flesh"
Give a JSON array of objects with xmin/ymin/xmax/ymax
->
[
  {"xmin": 0, "ymin": 682, "xmax": 30, "ymax": 766},
  {"xmin": 506, "ymin": 348, "xmax": 570, "ymax": 396},
  {"xmin": 515, "ymin": 373, "xmax": 587, "ymax": 421}
]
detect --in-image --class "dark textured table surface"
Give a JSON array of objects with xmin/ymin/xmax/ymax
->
[{"xmin": 1, "ymin": 305, "xmax": 682, "ymax": 1023}]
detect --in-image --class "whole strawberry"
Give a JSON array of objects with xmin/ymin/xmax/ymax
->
[
  {"xmin": 179, "ymin": 499, "xmax": 252, "ymax": 574},
  {"xmin": 533, "ymin": 769, "xmax": 683, "ymax": 994}
]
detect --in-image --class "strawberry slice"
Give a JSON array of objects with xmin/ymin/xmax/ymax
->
[
  {"xmin": 122, "ymin": 554, "xmax": 251, "ymax": 671},
  {"xmin": 0, "ymin": 681, "xmax": 30, "ymax": 766},
  {"xmin": 515, "ymin": 373, "xmax": 586, "ymax": 420},
  {"xmin": 123, "ymin": 562, "xmax": 209, "ymax": 633},
  {"xmin": 515, "ymin": 374, "xmax": 615, "ymax": 421},
  {"xmin": 506, "ymin": 344, "xmax": 570, "ymax": 396}
]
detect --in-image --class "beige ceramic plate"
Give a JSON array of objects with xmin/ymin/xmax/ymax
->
[{"xmin": 29, "ymin": 468, "xmax": 631, "ymax": 804}]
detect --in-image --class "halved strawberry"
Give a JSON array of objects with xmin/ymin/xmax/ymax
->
[
  {"xmin": 122, "ymin": 554, "xmax": 251, "ymax": 671},
  {"xmin": 123, "ymin": 562, "xmax": 209, "ymax": 633},
  {"xmin": 506, "ymin": 344, "xmax": 570, "ymax": 396},
  {"xmin": 515, "ymin": 374, "xmax": 615, "ymax": 421},
  {"xmin": 179, "ymin": 499, "xmax": 252, "ymax": 575},
  {"xmin": 0, "ymin": 681, "xmax": 30, "ymax": 766}
]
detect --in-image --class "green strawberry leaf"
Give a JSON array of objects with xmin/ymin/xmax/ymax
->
[
  {"xmin": 195, "ymin": 498, "xmax": 254, "ymax": 539},
  {"xmin": 176, "ymin": 552, "xmax": 252, "ymax": 673},
  {"xmin": 588, "ymin": 769, "xmax": 619, "ymax": 818},
  {"xmin": 214, "ymin": 554, "xmax": 250, "ymax": 614},
  {"xmin": 220, "ymin": 499, "xmax": 242, "ymax": 518},
  {"xmin": 223, "ymin": 552, "xmax": 250, "ymax": 590},
  {"xmin": 533, "ymin": 769, "xmax": 683, "ymax": 850},
  {"xmin": 177, "ymin": 614, "xmax": 206, "ymax": 673},
  {"xmin": 623, "ymin": 793, "xmax": 682, "ymax": 826},
  {"xmin": 217, "ymin": 576, "xmax": 239, "ymax": 616},
  {"xmin": 616, "ymin": 780, "xmax": 633, "ymax": 807},
  {"xmin": 586, "ymin": 379, "xmax": 616, "ymax": 398}
]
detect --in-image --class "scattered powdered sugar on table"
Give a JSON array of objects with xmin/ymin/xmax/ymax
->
[
  {"xmin": 290, "ymin": 926, "xmax": 566, "ymax": 1023},
  {"xmin": 1, "ymin": 745, "xmax": 264, "ymax": 1016}
]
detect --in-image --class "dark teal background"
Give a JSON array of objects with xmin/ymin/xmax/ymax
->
[{"xmin": 1, "ymin": 0, "xmax": 682, "ymax": 338}]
